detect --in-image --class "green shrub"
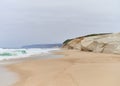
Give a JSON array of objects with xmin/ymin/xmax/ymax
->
[
  {"xmin": 84, "ymin": 33, "xmax": 111, "ymax": 37},
  {"xmin": 63, "ymin": 39, "xmax": 73, "ymax": 45}
]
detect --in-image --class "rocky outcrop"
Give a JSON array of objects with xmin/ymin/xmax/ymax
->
[{"xmin": 62, "ymin": 33, "xmax": 120, "ymax": 54}]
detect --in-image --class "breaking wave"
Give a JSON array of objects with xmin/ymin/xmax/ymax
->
[{"xmin": 0, "ymin": 48, "xmax": 59, "ymax": 60}]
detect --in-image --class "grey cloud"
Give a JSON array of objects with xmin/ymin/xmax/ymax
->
[{"xmin": 0, "ymin": 0, "xmax": 119, "ymax": 48}]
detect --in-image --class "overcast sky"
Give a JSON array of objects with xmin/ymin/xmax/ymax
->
[{"xmin": 0, "ymin": 0, "xmax": 120, "ymax": 48}]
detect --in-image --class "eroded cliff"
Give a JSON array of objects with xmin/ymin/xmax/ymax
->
[{"xmin": 62, "ymin": 33, "xmax": 120, "ymax": 54}]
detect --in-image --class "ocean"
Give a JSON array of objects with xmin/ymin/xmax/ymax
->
[
  {"xmin": 0, "ymin": 44, "xmax": 62, "ymax": 61},
  {"xmin": 0, "ymin": 44, "xmax": 62, "ymax": 86}
]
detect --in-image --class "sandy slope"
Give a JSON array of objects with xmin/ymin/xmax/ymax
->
[{"xmin": 8, "ymin": 50, "xmax": 120, "ymax": 86}]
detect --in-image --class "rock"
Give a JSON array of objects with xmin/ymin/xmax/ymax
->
[
  {"xmin": 62, "ymin": 37, "xmax": 84, "ymax": 50},
  {"xmin": 103, "ymin": 42, "xmax": 120, "ymax": 54},
  {"xmin": 62, "ymin": 33, "xmax": 120, "ymax": 54}
]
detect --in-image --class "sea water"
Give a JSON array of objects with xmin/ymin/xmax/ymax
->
[
  {"xmin": 0, "ymin": 45, "xmax": 61, "ymax": 86},
  {"xmin": 0, "ymin": 48, "xmax": 60, "ymax": 61}
]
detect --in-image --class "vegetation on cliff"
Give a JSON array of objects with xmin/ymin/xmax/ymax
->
[{"xmin": 63, "ymin": 33, "xmax": 111, "ymax": 46}]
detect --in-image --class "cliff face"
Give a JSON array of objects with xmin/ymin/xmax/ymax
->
[{"xmin": 62, "ymin": 33, "xmax": 120, "ymax": 54}]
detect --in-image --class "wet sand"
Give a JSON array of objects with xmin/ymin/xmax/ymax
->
[
  {"xmin": 0, "ymin": 53, "xmax": 62, "ymax": 86},
  {"xmin": 8, "ymin": 50, "xmax": 120, "ymax": 86},
  {"xmin": 0, "ymin": 66, "xmax": 18, "ymax": 86}
]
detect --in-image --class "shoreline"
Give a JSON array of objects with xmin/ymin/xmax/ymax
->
[
  {"xmin": 0, "ymin": 51, "xmax": 62, "ymax": 86},
  {"xmin": 7, "ymin": 50, "xmax": 120, "ymax": 86},
  {"xmin": 0, "ymin": 65, "xmax": 18, "ymax": 86}
]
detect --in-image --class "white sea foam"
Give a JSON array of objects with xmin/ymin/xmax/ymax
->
[{"xmin": 0, "ymin": 48, "xmax": 60, "ymax": 61}]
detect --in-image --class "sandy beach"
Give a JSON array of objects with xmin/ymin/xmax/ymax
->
[
  {"xmin": 8, "ymin": 50, "xmax": 120, "ymax": 86},
  {"xmin": 0, "ymin": 66, "xmax": 18, "ymax": 86}
]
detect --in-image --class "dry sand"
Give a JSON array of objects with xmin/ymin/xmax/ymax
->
[{"xmin": 8, "ymin": 50, "xmax": 120, "ymax": 86}]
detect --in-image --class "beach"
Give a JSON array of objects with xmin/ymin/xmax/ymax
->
[
  {"xmin": 0, "ymin": 66, "xmax": 18, "ymax": 86},
  {"xmin": 7, "ymin": 50, "xmax": 120, "ymax": 86}
]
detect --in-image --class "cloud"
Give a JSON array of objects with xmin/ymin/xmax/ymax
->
[{"xmin": 0, "ymin": 0, "xmax": 119, "ymax": 48}]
